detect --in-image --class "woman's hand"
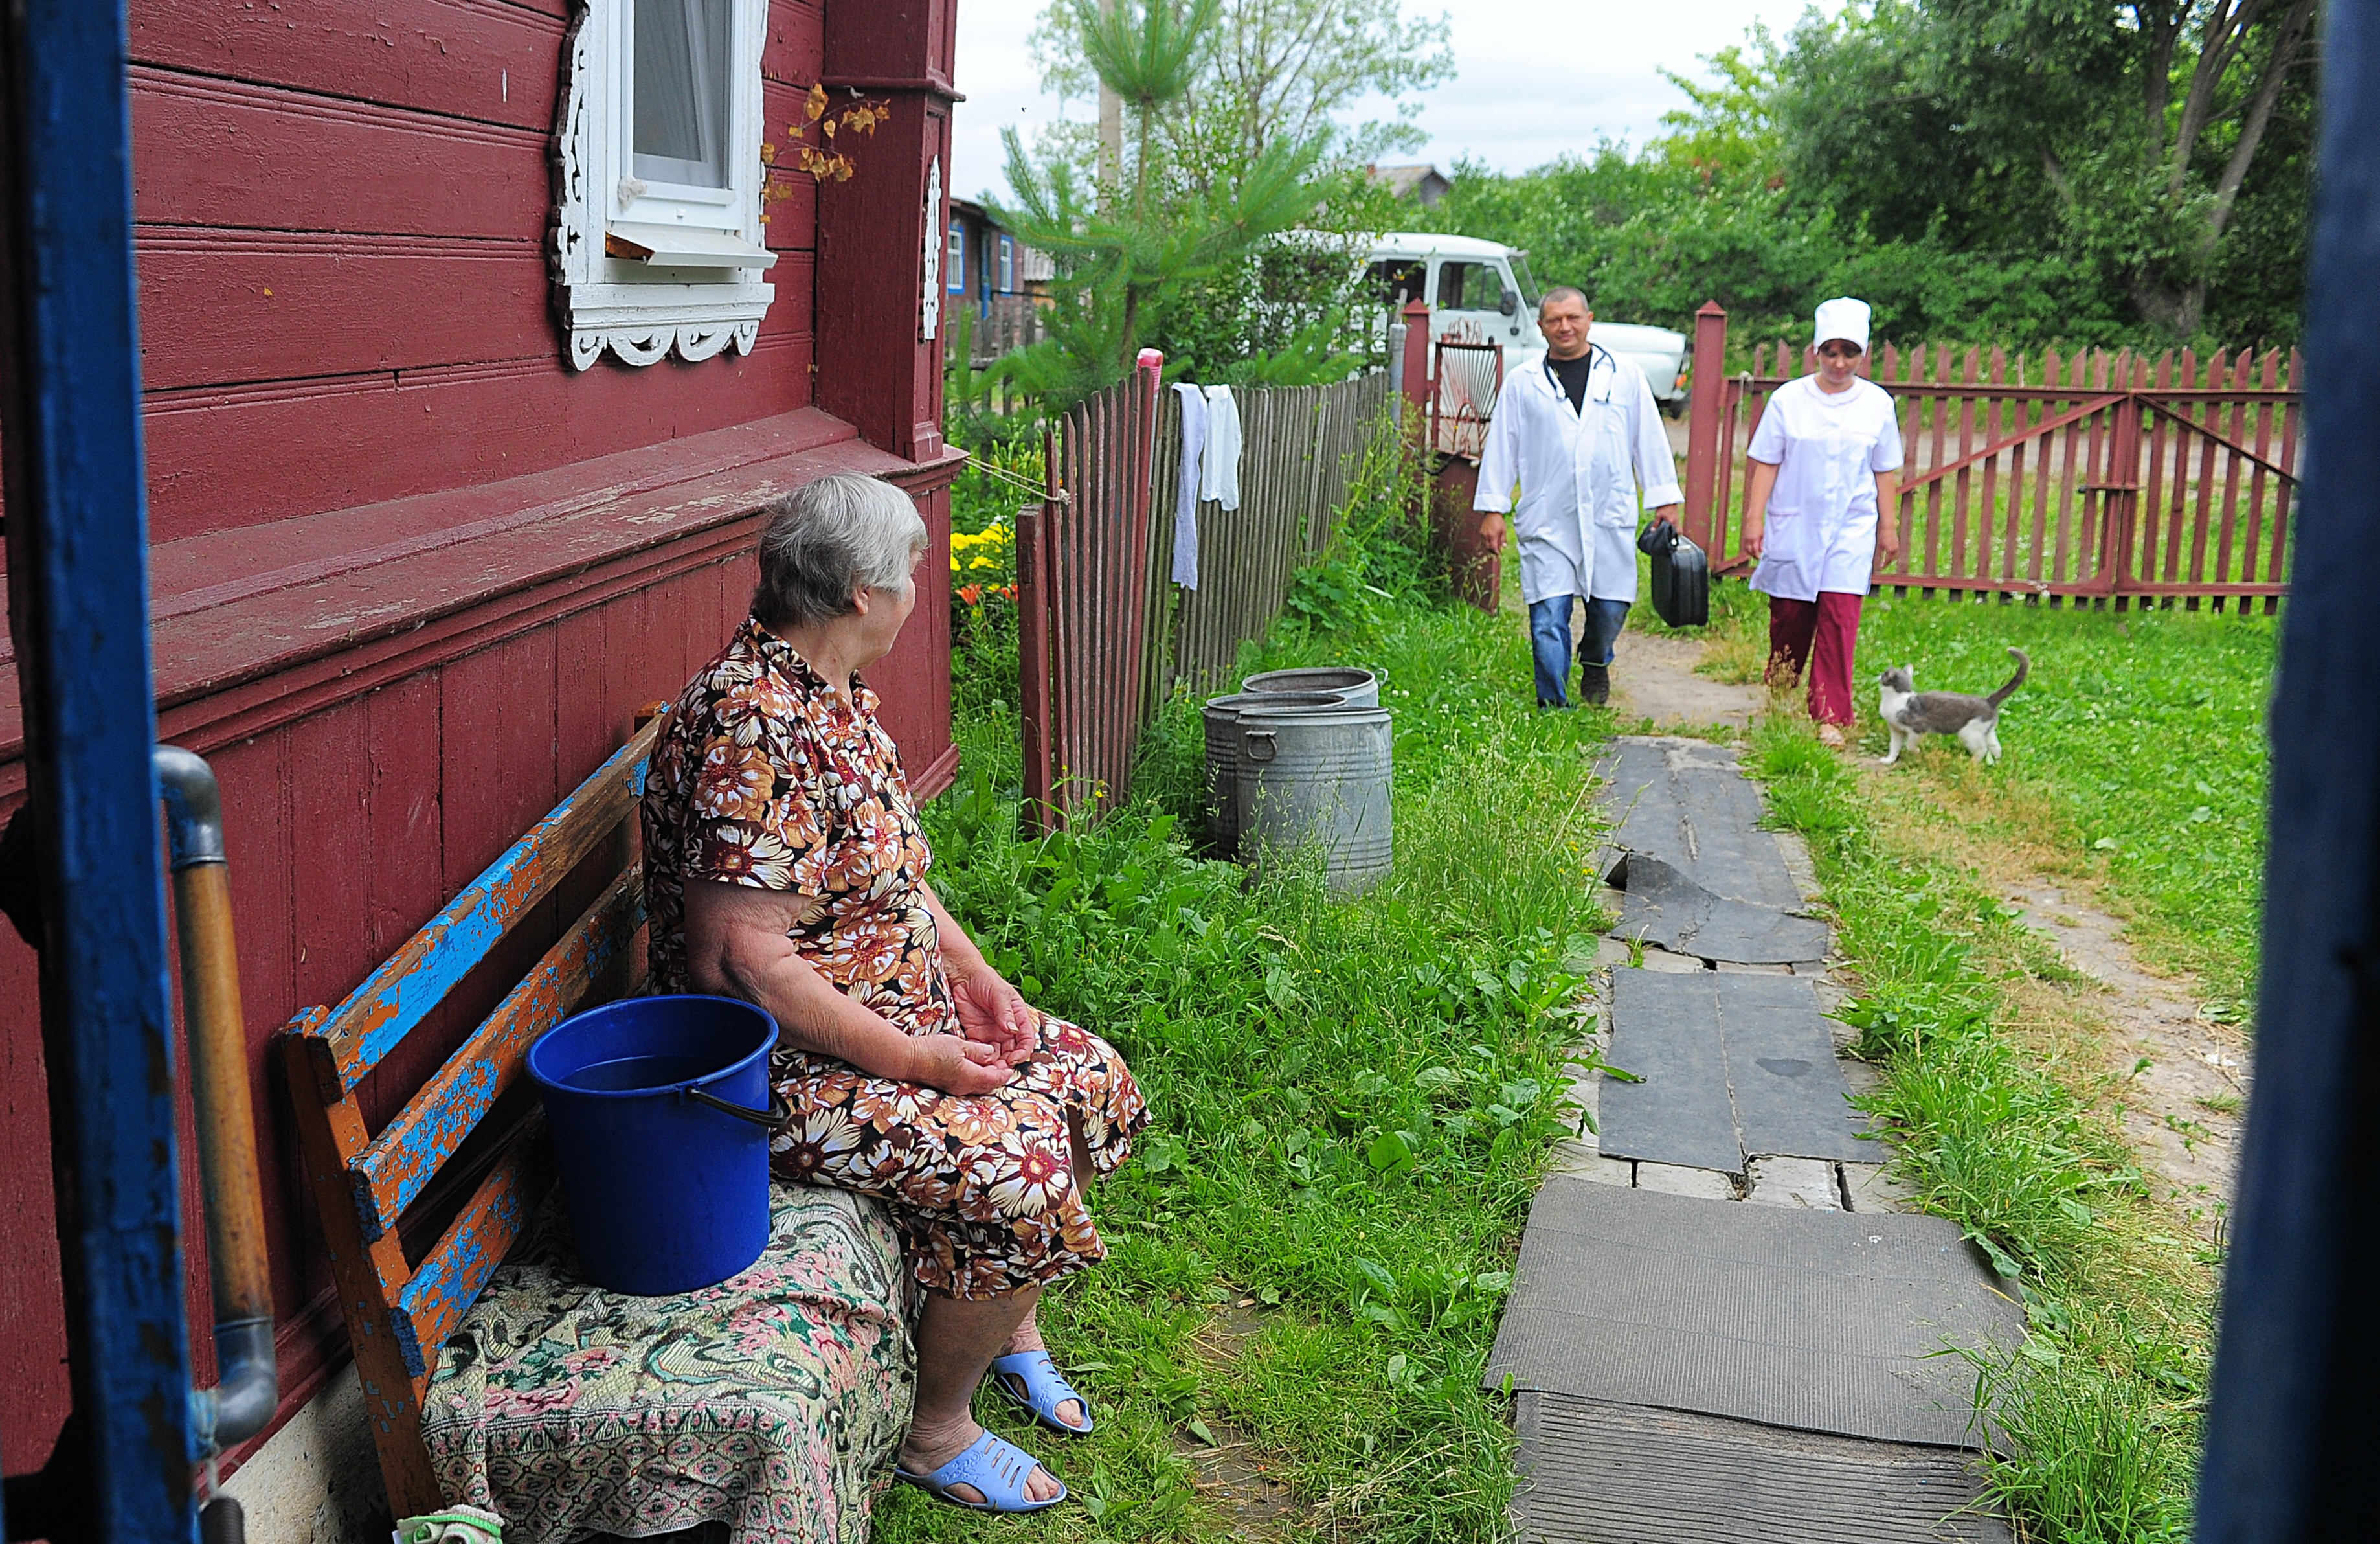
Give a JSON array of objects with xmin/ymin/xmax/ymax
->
[
  {"xmin": 949, "ymin": 964, "xmax": 1039, "ymax": 1067},
  {"xmin": 1874, "ymin": 470, "xmax": 1902, "ymax": 565},
  {"xmin": 1738, "ymin": 456, "xmax": 1783, "ymax": 560},
  {"xmin": 904, "ymin": 1034, "xmax": 1017, "ymax": 1095}
]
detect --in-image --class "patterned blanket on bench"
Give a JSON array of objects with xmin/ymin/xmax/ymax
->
[{"xmin": 421, "ymin": 1184, "xmax": 913, "ymax": 1544}]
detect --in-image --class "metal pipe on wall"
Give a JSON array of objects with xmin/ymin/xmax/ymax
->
[{"xmin": 155, "ymin": 749, "xmax": 278, "ymax": 1455}]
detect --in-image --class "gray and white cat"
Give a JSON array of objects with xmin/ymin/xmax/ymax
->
[{"xmin": 1877, "ymin": 648, "xmax": 2029, "ymax": 764}]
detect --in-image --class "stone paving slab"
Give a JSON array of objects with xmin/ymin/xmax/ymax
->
[
  {"xmin": 1602, "ymin": 971, "xmax": 1876, "ymax": 1172},
  {"xmin": 1747, "ymin": 1155, "xmax": 1843, "ymax": 1211},
  {"xmin": 1609, "ymin": 852, "xmax": 1834, "ymax": 965},
  {"xmin": 1486, "ymin": 1178, "xmax": 2025, "ymax": 1449},
  {"xmin": 1512, "ymin": 1392, "xmax": 2013, "ymax": 1543},
  {"xmin": 1596, "ymin": 740, "xmax": 1806, "ymax": 911}
]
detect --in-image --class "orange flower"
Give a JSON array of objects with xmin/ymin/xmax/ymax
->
[{"xmin": 693, "ymin": 742, "xmax": 774, "ymax": 822}]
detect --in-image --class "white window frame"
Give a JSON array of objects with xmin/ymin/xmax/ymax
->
[
  {"xmin": 947, "ymin": 222, "xmax": 966, "ymax": 295},
  {"xmin": 551, "ymin": 0, "xmax": 776, "ymax": 370},
  {"xmin": 998, "ymin": 236, "xmax": 1015, "ymax": 294}
]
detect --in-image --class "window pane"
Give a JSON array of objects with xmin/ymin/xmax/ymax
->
[
  {"xmin": 947, "ymin": 226, "xmax": 965, "ymax": 291},
  {"xmin": 1368, "ymin": 260, "xmax": 1424, "ymax": 306},
  {"xmin": 633, "ymin": 0, "xmax": 730, "ymax": 188},
  {"xmin": 1509, "ymin": 255, "xmax": 1540, "ymax": 310},
  {"xmin": 1442, "ymin": 262, "xmax": 1502, "ymax": 312},
  {"xmin": 999, "ymin": 238, "xmax": 1013, "ymax": 292}
]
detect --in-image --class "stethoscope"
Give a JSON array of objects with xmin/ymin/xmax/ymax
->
[{"xmin": 1545, "ymin": 344, "xmax": 1617, "ymax": 414}]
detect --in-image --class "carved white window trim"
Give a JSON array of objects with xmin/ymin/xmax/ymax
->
[{"xmin": 550, "ymin": 0, "xmax": 776, "ymax": 370}]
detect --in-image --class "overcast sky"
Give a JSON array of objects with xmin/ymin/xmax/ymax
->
[{"xmin": 949, "ymin": 0, "xmax": 1848, "ymax": 203}]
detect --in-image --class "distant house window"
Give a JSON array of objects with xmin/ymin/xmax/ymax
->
[
  {"xmin": 551, "ymin": 0, "xmax": 776, "ymax": 369},
  {"xmin": 998, "ymin": 236, "xmax": 1015, "ymax": 294},
  {"xmin": 947, "ymin": 224, "xmax": 966, "ymax": 293}
]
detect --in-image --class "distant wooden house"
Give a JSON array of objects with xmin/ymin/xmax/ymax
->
[
  {"xmin": 0, "ymin": 0, "xmax": 965, "ymax": 1516},
  {"xmin": 946, "ymin": 198, "xmax": 1054, "ymax": 364},
  {"xmin": 1368, "ymin": 162, "xmax": 1452, "ymax": 209}
]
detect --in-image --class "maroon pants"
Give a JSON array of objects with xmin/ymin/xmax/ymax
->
[{"xmin": 1767, "ymin": 591, "xmax": 1864, "ymax": 726}]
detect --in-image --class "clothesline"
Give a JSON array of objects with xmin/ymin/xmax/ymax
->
[{"xmin": 969, "ymin": 457, "xmax": 1065, "ymax": 504}]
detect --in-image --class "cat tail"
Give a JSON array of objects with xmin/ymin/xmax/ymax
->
[{"xmin": 1988, "ymin": 648, "xmax": 2030, "ymax": 708}]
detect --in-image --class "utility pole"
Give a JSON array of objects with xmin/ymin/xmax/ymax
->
[{"xmin": 1097, "ymin": 0, "xmax": 1122, "ymax": 205}]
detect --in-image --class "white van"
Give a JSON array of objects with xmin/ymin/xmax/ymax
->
[{"xmin": 1364, "ymin": 232, "xmax": 1689, "ymax": 407}]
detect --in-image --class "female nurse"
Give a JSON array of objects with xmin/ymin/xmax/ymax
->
[{"xmin": 1739, "ymin": 297, "xmax": 1904, "ymax": 748}]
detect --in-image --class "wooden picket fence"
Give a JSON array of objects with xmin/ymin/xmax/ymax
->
[
  {"xmin": 1149, "ymin": 373, "xmax": 1391, "ymax": 697},
  {"xmin": 1680, "ymin": 302, "xmax": 2303, "ymax": 610},
  {"xmin": 1016, "ymin": 367, "xmax": 1391, "ymax": 828}
]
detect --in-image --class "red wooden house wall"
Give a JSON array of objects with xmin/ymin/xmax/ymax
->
[{"xmin": 0, "ymin": 0, "xmax": 962, "ymax": 1480}]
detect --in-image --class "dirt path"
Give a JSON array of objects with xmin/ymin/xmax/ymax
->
[
  {"xmin": 1611, "ymin": 625, "xmax": 1762, "ymax": 729},
  {"xmin": 2002, "ymin": 881, "xmax": 2248, "ymax": 1228}
]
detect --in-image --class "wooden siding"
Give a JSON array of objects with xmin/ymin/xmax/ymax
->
[
  {"xmin": 124, "ymin": 0, "xmax": 829, "ymax": 542},
  {"xmin": 0, "ymin": 0, "xmax": 970, "ymax": 1477}
]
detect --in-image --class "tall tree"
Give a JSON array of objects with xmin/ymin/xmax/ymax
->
[
  {"xmin": 1777, "ymin": 0, "xmax": 2320, "ymax": 335},
  {"xmin": 1031, "ymin": 0, "xmax": 1454, "ymax": 188},
  {"xmin": 993, "ymin": 0, "xmax": 1325, "ymax": 398}
]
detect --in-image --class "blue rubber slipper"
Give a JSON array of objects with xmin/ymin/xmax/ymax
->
[
  {"xmin": 990, "ymin": 1349, "xmax": 1095, "ymax": 1435},
  {"xmin": 893, "ymin": 1429, "xmax": 1066, "ymax": 1513}
]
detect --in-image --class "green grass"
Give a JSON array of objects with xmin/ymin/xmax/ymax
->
[
  {"xmin": 883, "ymin": 495, "xmax": 1618, "ymax": 1540},
  {"xmin": 1684, "ymin": 577, "xmax": 2276, "ymax": 1017},
  {"xmin": 1746, "ymin": 718, "xmax": 2209, "ymax": 1543},
  {"xmin": 1855, "ymin": 590, "xmax": 2276, "ymax": 1016}
]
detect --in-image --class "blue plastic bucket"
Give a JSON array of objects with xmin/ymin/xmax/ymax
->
[{"xmin": 526, "ymin": 995, "xmax": 787, "ymax": 1295}]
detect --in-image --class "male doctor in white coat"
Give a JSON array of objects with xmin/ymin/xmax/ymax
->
[{"xmin": 1473, "ymin": 286, "xmax": 1683, "ymax": 707}]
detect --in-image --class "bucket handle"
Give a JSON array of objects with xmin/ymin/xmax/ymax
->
[
  {"xmin": 680, "ymin": 1084, "xmax": 794, "ymax": 1131},
  {"xmin": 1243, "ymin": 729, "xmax": 1278, "ymax": 764}
]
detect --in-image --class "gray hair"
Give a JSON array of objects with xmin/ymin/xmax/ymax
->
[
  {"xmin": 1538, "ymin": 284, "xmax": 1589, "ymax": 315},
  {"xmin": 752, "ymin": 473, "xmax": 928, "ymax": 630}
]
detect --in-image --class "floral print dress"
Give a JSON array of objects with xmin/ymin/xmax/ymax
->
[{"xmin": 643, "ymin": 617, "xmax": 1147, "ymax": 1299}]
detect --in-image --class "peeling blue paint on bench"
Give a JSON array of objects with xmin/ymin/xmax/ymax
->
[
  {"xmin": 391, "ymin": 1136, "xmax": 544, "ymax": 1381},
  {"xmin": 350, "ymin": 872, "xmax": 646, "ymax": 1240},
  {"xmin": 298, "ymin": 736, "xmax": 652, "ymax": 1093}
]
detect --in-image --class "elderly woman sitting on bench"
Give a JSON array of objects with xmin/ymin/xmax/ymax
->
[{"xmin": 640, "ymin": 473, "xmax": 1147, "ymax": 1515}]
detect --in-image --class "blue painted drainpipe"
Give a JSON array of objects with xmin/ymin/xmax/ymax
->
[{"xmin": 0, "ymin": 3, "xmax": 198, "ymax": 1542}]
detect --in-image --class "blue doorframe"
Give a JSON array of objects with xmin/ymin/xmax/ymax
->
[
  {"xmin": 2195, "ymin": 2, "xmax": 2380, "ymax": 1536},
  {"xmin": 0, "ymin": 3, "xmax": 196, "ymax": 1541}
]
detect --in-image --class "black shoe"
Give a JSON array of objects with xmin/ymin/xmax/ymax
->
[{"xmin": 1580, "ymin": 664, "xmax": 1610, "ymax": 706}]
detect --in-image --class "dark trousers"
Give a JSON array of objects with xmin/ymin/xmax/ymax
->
[
  {"xmin": 1529, "ymin": 595, "xmax": 1630, "ymax": 707},
  {"xmin": 1766, "ymin": 591, "xmax": 1864, "ymax": 726}
]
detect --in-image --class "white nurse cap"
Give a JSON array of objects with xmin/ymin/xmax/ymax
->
[{"xmin": 1813, "ymin": 296, "xmax": 1871, "ymax": 352}]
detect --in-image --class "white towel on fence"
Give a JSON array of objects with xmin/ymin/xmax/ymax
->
[
  {"xmin": 1171, "ymin": 382, "xmax": 1207, "ymax": 589},
  {"xmin": 1201, "ymin": 385, "xmax": 1242, "ymax": 512}
]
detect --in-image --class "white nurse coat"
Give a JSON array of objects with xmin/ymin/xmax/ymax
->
[
  {"xmin": 1473, "ymin": 345, "xmax": 1682, "ymax": 606},
  {"xmin": 1746, "ymin": 375, "xmax": 1905, "ymax": 601}
]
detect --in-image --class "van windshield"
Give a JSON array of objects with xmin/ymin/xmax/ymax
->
[{"xmin": 1509, "ymin": 255, "xmax": 1540, "ymax": 310}]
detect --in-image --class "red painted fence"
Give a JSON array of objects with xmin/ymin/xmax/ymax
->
[
  {"xmin": 1681, "ymin": 302, "xmax": 2303, "ymax": 610},
  {"xmin": 1018, "ymin": 354, "xmax": 1165, "ymax": 824},
  {"xmin": 1016, "ymin": 364, "xmax": 1394, "ymax": 828}
]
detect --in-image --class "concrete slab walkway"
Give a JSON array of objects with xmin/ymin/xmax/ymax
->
[{"xmin": 1490, "ymin": 641, "xmax": 2019, "ymax": 1542}]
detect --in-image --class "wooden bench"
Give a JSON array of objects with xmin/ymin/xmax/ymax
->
[{"xmin": 284, "ymin": 716, "xmax": 913, "ymax": 1541}]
